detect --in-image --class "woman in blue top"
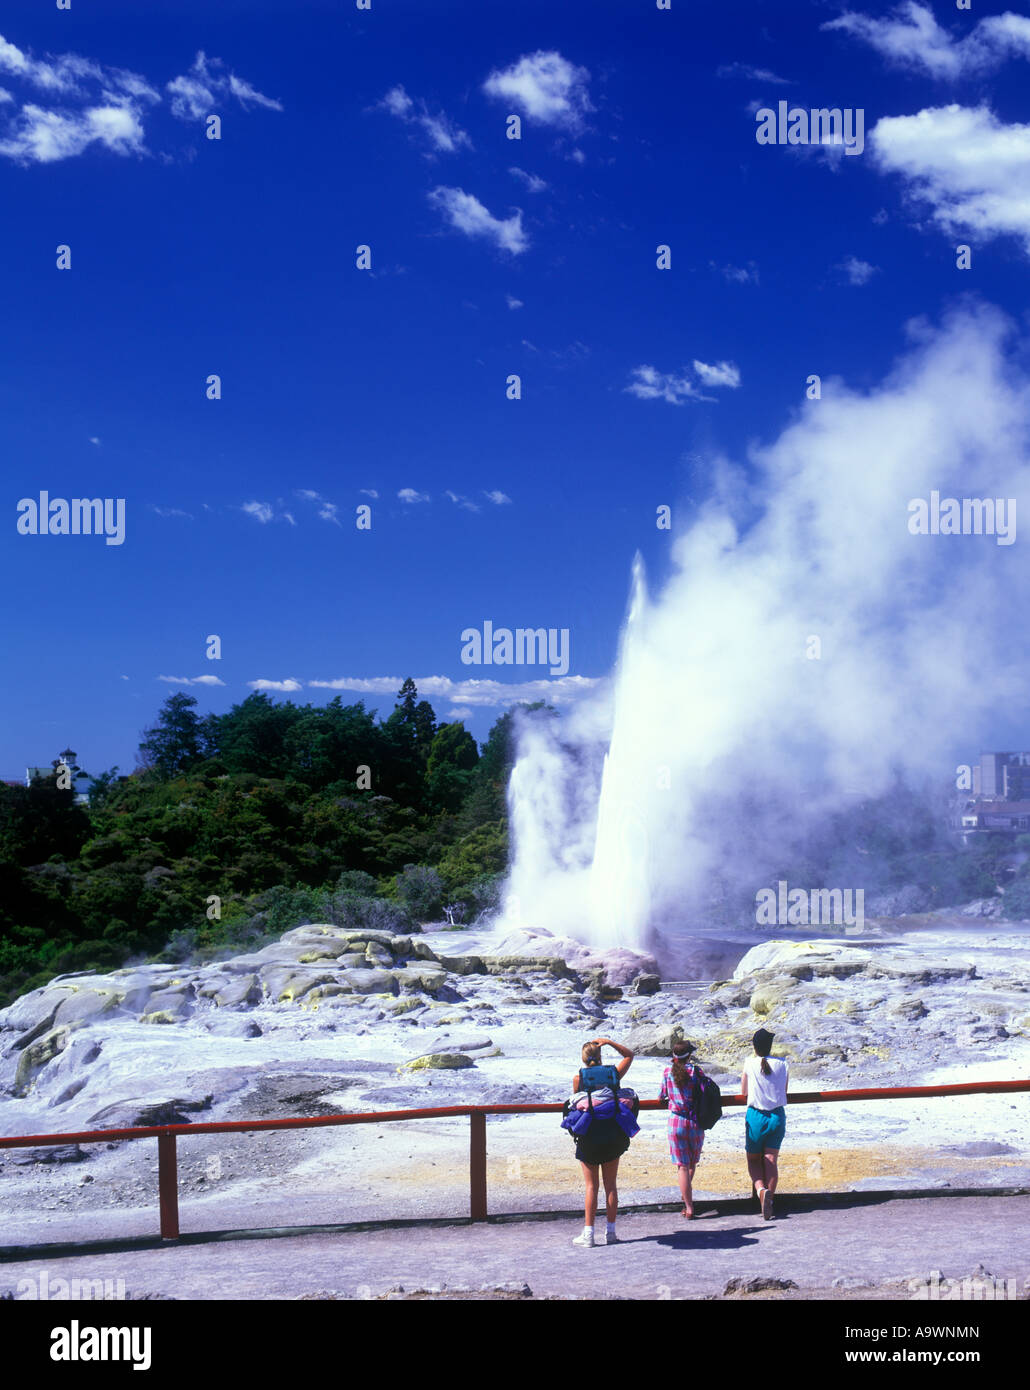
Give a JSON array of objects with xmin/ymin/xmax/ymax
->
[{"xmin": 571, "ymin": 1036, "xmax": 634, "ymax": 1248}]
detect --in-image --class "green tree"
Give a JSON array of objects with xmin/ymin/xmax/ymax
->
[{"xmin": 138, "ymin": 694, "xmax": 205, "ymax": 778}]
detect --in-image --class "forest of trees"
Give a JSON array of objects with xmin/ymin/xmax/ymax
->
[{"xmin": 0, "ymin": 680, "xmax": 534, "ymax": 1007}]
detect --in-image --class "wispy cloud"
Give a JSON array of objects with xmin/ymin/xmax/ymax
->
[
  {"xmin": 167, "ymin": 51, "xmax": 281, "ymax": 120},
  {"xmin": 158, "ymin": 674, "xmax": 225, "ymax": 687},
  {"xmin": 713, "ymin": 261, "xmax": 759, "ymax": 285},
  {"xmin": 0, "ymin": 35, "xmax": 280, "ymax": 164},
  {"xmin": 398, "ymin": 488, "xmax": 430, "ymax": 504},
  {"xmin": 484, "ymin": 490, "xmax": 512, "ymax": 505},
  {"xmin": 509, "ymin": 165, "xmax": 548, "ymax": 192},
  {"xmin": 376, "ymin": 84, "xmax": 471, "ymax": 155},
  {"xmin": 693, "ymin": 359, "xmax": 742, "ymax": 389},
  {"xmin": 359, "ymin": 488, "xmax": 379, "ymax": 499},
  {"xmin": 483, "ymin": 51, "xmax": 592, "ymax": 131},
  {"xmin": 824, "ymin": 3, "xmax": 1030, "ymax": 80},
  {"xmin": 150, "ymin": 505, "xmax": 193, "ymax": 519},
  {"xmin": 318, "ymin": 502, "xmax": 340, "ymax": 525},
  {"xmin": 626, "ymin": 361, "xmax": 740, "ymax": 404},
  {"xmin": 506, "ymin": 293, "xmax": 523, "ymax": 309},
  {"xmin": 838, "ymin": 256, "xmax": 879, "ymax": 286},
  {"xmin": 445, "ymin": 489, "xmax": 480, "ymax": 512},
  {"xmin": 717, "ymin": 62, "xmax": 792, "ymax": 84},
  {"xmin": 428, "ymin": 186, "xmax": 527, "ymax": 254},
  {"xmin": 241, "ymin": 500, "xmax": 275, "ymax": 523},
  {"xmin": 248, "ymin": 678, "xmax": 303, "ymax": 693}
]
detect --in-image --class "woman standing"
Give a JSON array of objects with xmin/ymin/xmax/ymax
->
[
  {"xmin": 741, "ymin": 1027, "xmax": 789, "ymax": 1219},
  {"xmin": 570, "ymin": 1036, "xmax": 634, "ymax": 1248},
  {"xmin": 659, "ymin": 1040, "xmax": 706, "ymax": 1218}
]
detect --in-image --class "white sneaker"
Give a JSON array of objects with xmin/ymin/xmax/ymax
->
[
  {"xmin": 572, "ymin": 1229, "xmax": 595, "ymax": 1248},
  {"xmin": 603, "ymin": 1229, "xmax": 618, "ymax": 1245}
]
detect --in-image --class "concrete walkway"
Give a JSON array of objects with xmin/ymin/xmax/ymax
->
[{"xmin": 2, "ymin": 1189, "xmax": 1028, "ymax": 1300}]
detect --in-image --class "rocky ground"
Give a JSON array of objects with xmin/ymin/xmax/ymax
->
[{"xmin": 1, "ymin": 913, "xmax": 1028, "ymax": 1260}]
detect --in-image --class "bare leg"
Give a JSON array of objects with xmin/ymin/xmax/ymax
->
[
  {"xmin": 763, "ymin": 1150, "xmax": 779, "ymax": 1194},
  {"xmin": 579, "ymin": 1161, "xmax": 600, "ymax": 1226},
  {"xmin": 678, "ymin": 1163, "xmax": 694, "ymax": 1217},
  {"xmin": 601, "ymin": 1158, "xmax": 620, "ymax": 1224},
  {"xmin": 747, "ymin": 1151, "xmax": 766, "ymax": 1196}
]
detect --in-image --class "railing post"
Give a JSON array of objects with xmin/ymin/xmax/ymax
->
[
  {"xmin": 157, "ymin": 1132, "xmax": 180, "ymax": 1239},
  {"xmin": 469, "ymin": 1111, "xmax": 487, "ymax": 1221}
]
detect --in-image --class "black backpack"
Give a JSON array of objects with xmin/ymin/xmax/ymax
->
[{"xmin": 691, "ymin": 1069, "xmax": 723, "ymax": 1130}]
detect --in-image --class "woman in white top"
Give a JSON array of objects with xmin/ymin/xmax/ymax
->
[{"xmin": 740, "ymin": 1027, "xmax": 789, "ymax": 1220}]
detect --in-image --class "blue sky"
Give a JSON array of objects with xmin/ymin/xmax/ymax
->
[{"xmin": 2, "ymin": 0, "xmax": 1030, "ymax": 780}]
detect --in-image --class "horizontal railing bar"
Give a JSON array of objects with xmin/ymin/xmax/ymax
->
[{"xmin": 0, "ymin": 1078, "xmax": 1027, "ymax": 1149}]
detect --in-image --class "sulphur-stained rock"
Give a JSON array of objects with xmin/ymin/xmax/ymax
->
[
  {"xmin": 53, "ymin": 988, "xmax": 123, "ymax": 1026},
  {"xmin": 204, "ymin": 1015, "xmax": 262, "ymax": 1038},
  {"xmin": 264, "ymin": 970, "xmax": 340, "ymax": 1004},
  {"xmin": 404, "ymin": 1052, "xmax": 474, "ymax": 1071},
  {"xmin": 392, "ymin": 965, "xmax": 454, "ymax": 997},
  {"xmin": 0, "ymin": 989, "xmax": 62, "ymax": 1038},
  {"xmin": 139, "ymin": 989, "xmax": 193, "ymax": 1023},
  {"xmin": 14, "ymin": 1024, "xmax": 80, "ymax": 1094},
  {"xmin": 336, "ymin": 968, "xmax": 399, "ymax": 996},
  {"xmin": 212, "ymin": 975, "xmax": 260, "ymax": 1008},
  {"xmin": 365, "ymin": 943, "xmax": 395, "ymax": 968},
  {"xmin": 335, "ymin": 952, "xmax": 368, "ymax": 969},
  {"xmin": 733, "ymin": 940, "xmax": 873, "ymax": 981}
]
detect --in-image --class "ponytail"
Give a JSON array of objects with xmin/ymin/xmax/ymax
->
[
  {"xmin": 761, "ymin": 1056, "xmax": 771, "ymax": 1076},
  {"xmin": 671, "ymin": 1055, "xmax": 689, "ymax": 1090}
]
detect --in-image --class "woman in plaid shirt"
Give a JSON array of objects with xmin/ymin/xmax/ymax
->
[{"xmin": 659, "ymin": 1041, "xmax": 705, "ymax": 1219}]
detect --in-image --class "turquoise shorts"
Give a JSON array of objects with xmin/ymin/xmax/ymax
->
[{"xmin": 745, "ymin": 1105, "xmax": 786, "ymax": 1153}]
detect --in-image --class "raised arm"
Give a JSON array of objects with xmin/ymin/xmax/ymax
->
[{"xmin": 595, "ymin": 1036, "xmax": 634, "ymax": 1078}]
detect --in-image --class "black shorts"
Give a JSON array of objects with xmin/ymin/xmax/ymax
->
[{"xmin": 575, "ymin": 1125, "xmax": 630, "ymax": 1167}]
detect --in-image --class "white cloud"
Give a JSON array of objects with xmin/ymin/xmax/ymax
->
[
  {"xmin": 376, "ymin": 83, "xmax": 471, "ymax": 155},
  {"xmin": 248, "ymin": 678, "xmax": 303, "ymax": 693},
  {"xmin": 506, "ymin": 293, "xmax": 523, "ymax": 310},
  {"xmin": 157, "ymin": 674, "xmax": 226, "ymax": 687},
  {"xmin": 241, "ymin": 500, "xmax": 275, "ymax": 523},
  {"xmin": 167, "ymin": 52, "xmax": 281, "ymax": 121},
  {"xmin": 509, "ymin": 166, "xmax": 547, "ymax": 192},
  {"xmin": 484, "ymin": 490, "xmax": 512, "ymax": 505},
  {"xmin": 871, "ymin": 104, "xmax": 1030, "ymax": 254},
  {"xmin": 88, "ymin": 436, "xmax": 100, "ymax": 445},
  {"xmin": 445, "ymin": 489, "xmax": 480, "ymax": 511},
  {"xmin": 398, "ymin": 488, "xmax": 429, "ymax": 503},
  {"xmin": 359, "ymin": 488, "xmax": 379, "ymax": 499},
  {"xmin": 716, "ymin": 62, "xmax": 792, "ymax": 84},
  {"xmin": 693, "ymin": 359, "xmax": 742, "ymax": 389},
  {"xmin": 483, "ymin": 50, "xmax": 592, "ymax": 130},
  {"xmin": 319, "ymin": 502, "xmax": 340, "ymax": 524},
  {"xmin": 295, "ymin": 488, "xmax": 321, "ymax": 500},
  {"xmin": 824, "ymin": 3, "xmax": 1030, "ymax": 80},
  {"xmin": 448, "ymin": 706, "xmax": 474, "ymax": 720},
  {"xmin": 715, "ymin": 261, "xmax": 759, "ymax": 285},
  {"xmin": 839, "ymin": 256, "xmax": 879, "ymax": 286},
  {"xmin": 0, "ymin": 101, "xmax": 146, "ymax": 163},
  {"xmin": 428, "ymin": 186, "xmax": 527, "ymax": 254},
  {"xmin": 309, "ymin": 674, "xmax": 601, "ymax": 707},
  {"xmin": 0, "ymin": 37, "xmax": 275, "ymax": 165},
  {"xmin": 627, "ymin": 361, "xmax": 741, "ymax": 404},
  {"xmin": 150, "ymin": 505, "xmax": 193, "ymax": 519}
]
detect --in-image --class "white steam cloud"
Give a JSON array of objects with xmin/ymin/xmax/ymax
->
[{"xmin": 504, "ymin": 303, "xmax": 1030, "ymax": 950}]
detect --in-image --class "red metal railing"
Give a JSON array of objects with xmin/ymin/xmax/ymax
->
[{"xmin": 1, "ymin": 1079, "xmax": 1027, "ymax": 1241}]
